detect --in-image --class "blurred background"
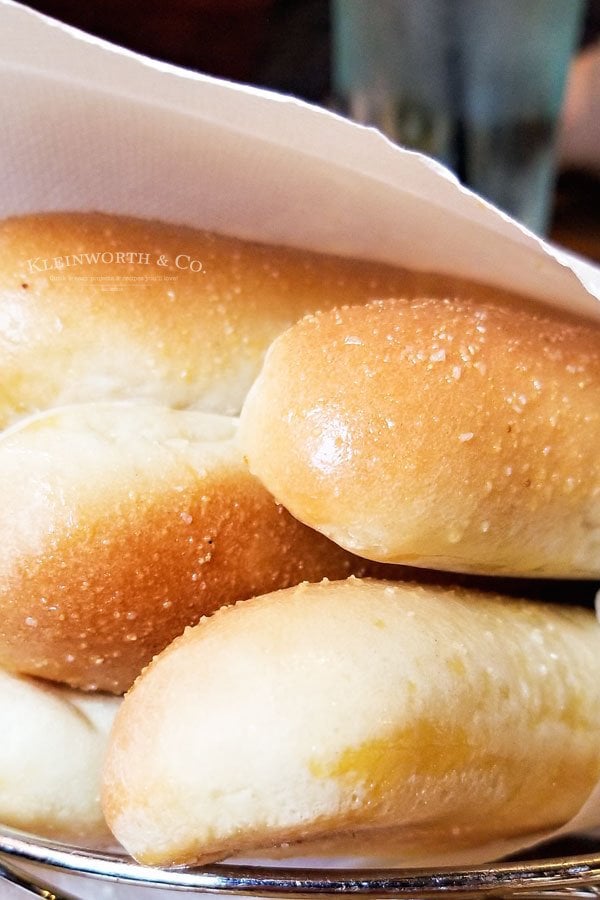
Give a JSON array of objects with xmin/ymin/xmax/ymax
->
[{"xmin": 21, "ymin": 0, "xmax": 600, "ymax": 260}]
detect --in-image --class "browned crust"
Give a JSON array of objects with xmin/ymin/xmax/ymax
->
[
  {"xmin": 239, "ymin": 296, "xmax": 600, "ymax": 576},
  {"xmin": 0, "ymin": 211, "xmax": 565, "ymax": 428},
  {"xmin": 1, "ymin": 461, "xmax": 391, "ymax": 693}
]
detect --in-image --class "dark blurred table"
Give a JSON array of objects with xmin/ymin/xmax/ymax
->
[{"xmin": 550, "ymin": 170, "xmax": 600, "ymax": 265}]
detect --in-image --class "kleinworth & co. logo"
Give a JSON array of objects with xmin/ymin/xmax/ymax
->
[{"xmin": 25, "ymin": 248, "xmax": 204, "ymax": 291}]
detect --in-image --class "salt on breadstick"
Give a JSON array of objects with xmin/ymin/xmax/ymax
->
[
  {"xmin": 0, "ymin": 212, "xmax": 528, "ymax": 430},
  {"xmin": 239, "ymin": 296, "xmax": 600, "ymax": 577},
  {"xmin": 102, "ymin": 578, "xmax": 600, "ymax": 867},
  {"xmin": 0, "ymin": 404, "xmax": 385, "ymax": 693}
]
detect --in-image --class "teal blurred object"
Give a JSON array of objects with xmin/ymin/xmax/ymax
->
[{"xmin": 332, "ymin": 0, "xmax": 586, "ymax": 234}]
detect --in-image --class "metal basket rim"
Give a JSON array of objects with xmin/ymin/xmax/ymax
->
[{"xmin": 1, "ymin": 825, "xmax": 600, "ymax": 896}]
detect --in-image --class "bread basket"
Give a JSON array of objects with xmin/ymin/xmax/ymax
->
[{"xmin": 2, "ymin": 4, "xmax": 600, "ymax": 898}]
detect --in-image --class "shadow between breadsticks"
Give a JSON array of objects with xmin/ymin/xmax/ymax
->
[{"xmin": 102, "ymin": 578, "xmax": 600, "ymax": 868}]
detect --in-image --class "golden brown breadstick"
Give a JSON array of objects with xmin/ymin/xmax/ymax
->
[
  {"xmin": 0, "ymin": 403, "xmax": 385, "ymax": 693},
  {"xmin": 239, "ymin": 296, "xmax": 600, "ymax": 577},
  {"xmin": 0, "ymin": 212, "xmax": 546, "ymax": 429}
]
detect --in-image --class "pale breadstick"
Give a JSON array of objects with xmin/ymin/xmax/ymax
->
[
  {"xmin": 102, "ymin": 578, "xmax": 600, "ymax": 866},
  {"xmin": 0, "ymin": 667, "xmax": 119, "ymax": 841}
]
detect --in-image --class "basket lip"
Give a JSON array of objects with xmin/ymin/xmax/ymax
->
[{"xmin": 1, "ymin": 826, "xmax": 600, "ymax": 896}]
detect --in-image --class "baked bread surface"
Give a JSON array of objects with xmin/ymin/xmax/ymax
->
[
  {"xmin": 0, "ymin": 403, "xmax": 384, "ymax": 693},
  {"xmin": 0, "ymin": 667, "xmax": 119, "ymax": 840},
  {"xmin": 239, "ymin": 297, "xmax": 600, "ymax": 576},
  {"xmin": 102, "ymin": 578, "xmax": 600, "ymax": 866},
  {"xmin": 0, "ymin": 212, "xmax": 558, "ymax": 429}
]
